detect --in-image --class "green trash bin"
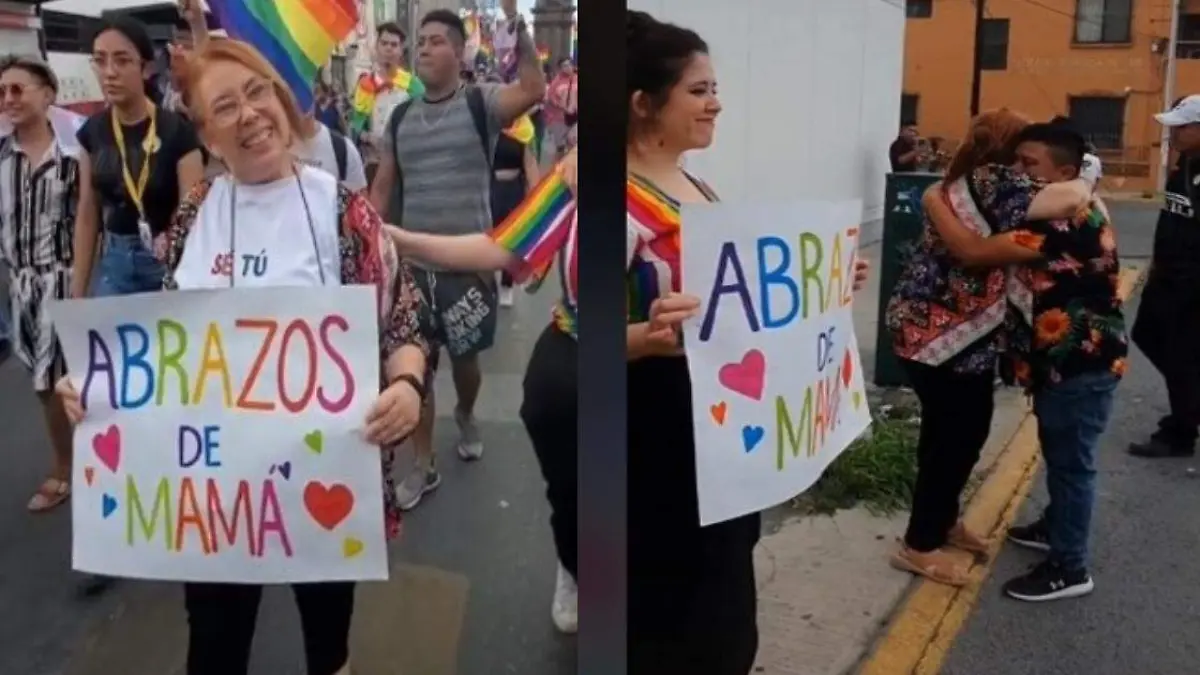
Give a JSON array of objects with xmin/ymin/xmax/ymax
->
[{"xmin": 873, "ymin": 172, "xmax": 941, "ymax": 388}]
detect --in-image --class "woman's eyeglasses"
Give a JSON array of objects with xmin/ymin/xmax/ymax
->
[
  {"xmin": 206, "ymin": 79, "xmax": 277, "ymax": 128},
  {"xmin": 0, "ymin": 83, "xmax": 33, "ymax": 99}
]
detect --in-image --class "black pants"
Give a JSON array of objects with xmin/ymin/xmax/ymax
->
[
  {"xmin": 184, "ymin": 581, "xmax": 355, "ymax": 675},
  {"xmin": 520, "ymin": 324, "xmax": 578, "ymax": 576},
  {"xmin": 627, "ymin": 356, "xmax": 760, "ymax": 675},
  {"xmin": 902, "ymin": 359, "xmax": 995, "ymax": 552},
  {"xmin": 1132, "ymin": 270, "xmax": 1200, "ymax": 445}
]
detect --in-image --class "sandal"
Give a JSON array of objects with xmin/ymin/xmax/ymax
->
[
  {"xmin": 28, "ymin": 477, "xmax": 70, "ymax": 513},
  {"xmin": 889, "ymin": 546, "xmax": 970, "ymax": 587},
  {"xmin": 948, "ymin": 521, "xmax": 993, "ymax": 561}
]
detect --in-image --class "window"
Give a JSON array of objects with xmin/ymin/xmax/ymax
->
[
  {"xmin": 41, "ymin": 11, "xmax": 102, "ymax": 54},
  {"xmin": 1074, "ymin": 0, "xmax": 1132, "ymax": 44},
  {"xmin": 906, "ymin": 0, "xmax": 932, "ymax": 19},
  {"xmin": 1177, "ymin": 14, "xmax": 1200, "ymax": 59},
  {"xmin": 980, "ymin": 18, "xmax": 1010, "ymax": 71},
  {"xmin": 900, "ymin": 94, "xmax": 919, "ymax": 126},
  {"xmin": 1068, "ymin": 96, "xmax": 1125, "ymax": 150}
]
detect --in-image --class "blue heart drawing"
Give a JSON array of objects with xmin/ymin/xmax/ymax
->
[
  {"xmin": 277, "ymin": 461, "xmax": 292, "ymax": 480},
  {"xmin": 741, "ymin": 425, "xmax": 765, "ymax": 453},
  {"xmin": 101, "ymin": 494, "xmax": 117, "ymax": 519}
]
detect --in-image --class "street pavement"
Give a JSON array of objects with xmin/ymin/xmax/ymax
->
[
  {"xmin": 0, "ymin": 279, "xmax": 575, "ymax": 675},
  {"xmin": 941, "ymin": 201, "xmax": 1198, "ymax": 675},
  {"xmin": 942, "ymin": 282, "xmax": 1200, "ymax": 675}
]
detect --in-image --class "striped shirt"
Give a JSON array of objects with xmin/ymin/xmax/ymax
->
[
  {"xmin": 0, "ymin": 133, "xmax": 79, "ymax": 270},
  {"xmin": 625, "ymin": 172, "xmax": 717, "ymax": 323},
  {"xmin": 490, "ymin": 169, "xmax": 578, "ymax": 336}
]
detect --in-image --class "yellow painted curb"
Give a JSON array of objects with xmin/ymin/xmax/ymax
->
[{"xmin": 858, "ymin": 265, "xmax": 1145, "ymax": 675}]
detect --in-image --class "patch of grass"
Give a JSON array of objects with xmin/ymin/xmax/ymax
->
[{"xmin": 790, "ymin": 416, "xmax": 920, "ymax": 516}]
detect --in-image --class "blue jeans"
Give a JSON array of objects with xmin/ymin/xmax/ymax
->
[
  {"xmin": 1033, "ymin": 370, "xmax": 1119, "ymax": 571},
  {"xmin": 94, "ymin": 232, "xmax": 165, "ymax": 297}
]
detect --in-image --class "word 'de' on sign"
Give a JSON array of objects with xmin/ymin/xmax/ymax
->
[
  {"xmin": 50, "ymin": 286, "xmax": 388, "ymax": 584},
  {"xmin": 681, "ymin": 199, "xmax": 873, "ymax": 526}
]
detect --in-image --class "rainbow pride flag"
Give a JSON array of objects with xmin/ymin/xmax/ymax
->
[
  {"xmin": 492, "ymin": 168, "xmax": 574, "ymax": 283},
  {"xmin": 350, "ymin": 69, "xmax": 425, "ymax": 134},
  {"xmin": 207, "ymin": 0, "xmax": 357, "ymax": 112}
]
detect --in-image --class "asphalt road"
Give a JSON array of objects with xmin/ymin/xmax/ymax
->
[
  {"xmin": 943, "ymin": 203, "xmax": 1200, "ymax": 675},
  {"xmin": 0, "ymin": 278, "xmax": 575, "ymax": 675}
]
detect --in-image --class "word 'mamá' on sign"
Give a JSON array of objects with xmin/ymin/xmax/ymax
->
[
  {"xmin": 126, "ymin": 475, "xmax": 293, "ymax": 558},
  {"xmin": 81, "ymin": 315, "xmax": 357, "ymax": 414},
  {"xmin": 698, "ymin": 227, "xmax": 860, "ymax": 342}
]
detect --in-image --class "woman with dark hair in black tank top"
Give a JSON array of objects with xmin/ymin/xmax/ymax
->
[{"xmin": 491, "ymin": 116, "xmax": 540, "ymax": 307}]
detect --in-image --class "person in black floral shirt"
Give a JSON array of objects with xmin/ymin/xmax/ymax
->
[{"xmin": 923, "ymin": 122, "xmax": 1126, "ymax": 603}]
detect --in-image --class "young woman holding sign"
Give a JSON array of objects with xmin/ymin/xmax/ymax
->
[
  {"xmin": 621, "ymin": 12, "xmax": 870, "ymax": 673},
  {"xmin": 71, "ymin": 17, "xmax": 205, "ymax": 299},
  {"xmin": 57, "ymin": 39, "xmax": 429, "ymax": 675}
]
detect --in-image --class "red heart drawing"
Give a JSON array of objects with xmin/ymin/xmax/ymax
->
[
  {"xmin": 303, "ymin": 482, "xmax": 355, "ymax": 531},
  {"xmin": 93, "ymin": 425, "xmax": 121, "ymax": 473},
  {"xmin": 710, "ymin": 402, "xmax": 728, "ymax": 425},
  {"xmin": 842, "ymin": 348, "xmax": 854, "ymax": 388},
  {"xmin": 718, "ymin": 349, "xmax": 766, "ymax": 400},
  {"xmin": 84, "ymin": 466, "xmax": 95, "ymax": 486}
]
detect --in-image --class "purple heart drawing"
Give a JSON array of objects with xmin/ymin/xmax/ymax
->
[{"xmin": 277, "ymin": 462, "xmax": 292, "ymax": 480}]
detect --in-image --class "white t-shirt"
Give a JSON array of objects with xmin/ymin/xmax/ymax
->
[
  {"xmin": 172, "ymin": 166, "xmax": 343, "ymax": 290},
  {"xmin": 292, "ymin": 123, "xmax": 368, "ymax": 192},
  {"xmin": 1080, "ymin": 153, "xmax": 1102, "ymax": 189}
]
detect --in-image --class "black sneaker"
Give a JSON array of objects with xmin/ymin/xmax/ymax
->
[
  {"xmin": 1002, "ymin": 561, "xmax": 1093, "ymax": 602},
  {"xmin": 1128, "ymin": 436, "xmax": 1196, "ymax": 458},
  {"xmin": 1007, "ymin": 518, "xmax": 1051, "ymax": 552}
]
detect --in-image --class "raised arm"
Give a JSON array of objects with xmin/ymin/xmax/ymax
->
[{"xmin": 492, "ymin": 0, "xmax": 548, "ymax": 126}]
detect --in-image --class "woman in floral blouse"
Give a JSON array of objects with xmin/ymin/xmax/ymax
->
[{"xmin": 884, "ymin": 109, "xmax": 1091, "ymax": 586}]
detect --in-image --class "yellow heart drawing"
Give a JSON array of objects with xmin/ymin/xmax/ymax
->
[
  {"xmin": 852, "ymin": 391, "xmax": 862, "ymax": 409},
  {"xmin": 343, "ymin": 537, "xmax": 364, "ymax": 558}
]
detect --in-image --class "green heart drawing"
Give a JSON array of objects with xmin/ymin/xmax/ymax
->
[{"xmin": 304, "ymin": 430, "xmax": 323, "ymax": 454}]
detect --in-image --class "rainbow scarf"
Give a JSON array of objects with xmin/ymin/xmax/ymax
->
[
  {"xmin": 350, "ymin": 68, "xmax": 425, "ymax": 133},
  {"xmin": 207, "ymin": 0, "xmax": 356, "ymax": 112},
  {"xmin": 625, "ymin": 175, "xmax": 683, "ymax": 322}
]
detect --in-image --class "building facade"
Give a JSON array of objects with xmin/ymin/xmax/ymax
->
[{"xmin": 903, "ymin": 0, "xmax": 1200, "ymax": 193}]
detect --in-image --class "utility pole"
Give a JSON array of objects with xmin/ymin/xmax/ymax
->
[
  {"xmin": 969, "ymin": 0, "xmax": 986, "ymax": 116},
  {"xmin": 1159, "ymin": 0, "xmax": 1183, "ymax": 194}
]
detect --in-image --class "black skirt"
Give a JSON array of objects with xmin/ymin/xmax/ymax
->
[{"xmin": 627, "ymin": 355, "xmax": 760, "ymax": 675}]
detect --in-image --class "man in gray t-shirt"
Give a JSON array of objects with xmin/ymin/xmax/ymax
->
[{"xmin": 369, "ymin": 7, "xmax": 546, "ymax": 509}]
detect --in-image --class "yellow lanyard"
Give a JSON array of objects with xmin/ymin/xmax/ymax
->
[{"xmin": 111, "ymin": 102, "xmax": 157, "ymax": 221}]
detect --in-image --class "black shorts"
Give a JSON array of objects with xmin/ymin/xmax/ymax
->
[{"xmin": 411, "ymin": 267, "xmax": 498, "ymax": 372}]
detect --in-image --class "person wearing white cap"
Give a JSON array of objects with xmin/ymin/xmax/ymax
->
[{"xmin": 1128, "ymin": 94, "xmax": 1200, "ymax": 458}]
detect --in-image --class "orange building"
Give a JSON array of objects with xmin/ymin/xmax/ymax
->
[{"xmin": 902, "ymin": 0, "xmax": 1200, "ymax": 193}]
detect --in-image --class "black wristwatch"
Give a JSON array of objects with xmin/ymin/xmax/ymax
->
[{"xmin": 390, "ymin": 373, "xmax": 427, "ymax": 401}]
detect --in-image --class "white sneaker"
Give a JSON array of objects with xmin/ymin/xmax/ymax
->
[
  {"xmin": 551, "ymin": 563, "xmax": 578, "ymax": 634},
  {"xmin": 499, "ymin": 286, "xmax": 515, "ymax": 307},
  {"xmin": 455, "ymin": 408, "xmax": 484, "ymax": 461},
  {"xmin": 395, "ymin": 465, "xmax": 442, "ymax": 511}
]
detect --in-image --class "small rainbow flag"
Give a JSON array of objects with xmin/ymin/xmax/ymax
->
[
  {"xmin": 350, "ymin": 69, "xmax": 425, "ymax": 134},
  {"xmin": 207, "ymin": 0, "xmax": 357, "ymax": 111},
  {"xmin": 491, "ymin": 169, "xmax": 574, "ymax": 281}
]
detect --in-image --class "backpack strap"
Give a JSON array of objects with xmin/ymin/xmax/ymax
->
[
  {"xmin": 329, "ymin": 127, "xmax": 348, "ymax": 181},
  {"xmin": 386, "ymin": 98, "xmax": 416, "ymax": 223},
  {"xmin": 465, "ymin": 85, "xmax": 492, "ymax": 169}
]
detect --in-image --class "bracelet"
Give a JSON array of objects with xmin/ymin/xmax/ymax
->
[{"xmin": 389, "ymin": 372, "xmax": 427, "ymax": 401}]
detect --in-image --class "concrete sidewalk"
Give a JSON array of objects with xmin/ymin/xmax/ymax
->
[{"xmin": 750, "ymin": 241, "xmax": 1031, "ymax": 675}]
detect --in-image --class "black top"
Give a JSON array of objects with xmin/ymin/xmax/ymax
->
[
  {"xmin": 1152, "ymin": 154, "xmax": 1200, "ymax": 279},
  {"xmin": 77, "ymin": 108, "xmax": 202, "ymax": 236},
  {"xmin": 494, "ymin": 133, "xmax": 525, "ymax": 172},
  {"xmin": 889, "ymin": 137, "xmax": 916, "ymax": 172}
]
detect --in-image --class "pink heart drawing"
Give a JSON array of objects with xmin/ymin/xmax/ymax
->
[
  {"xmin": 93, "ymin": 425, "xmax": 121, "ymax": 473},
  {"xmin": 718, "ymin": 349, "xmax": 766, "ymax": 401}
]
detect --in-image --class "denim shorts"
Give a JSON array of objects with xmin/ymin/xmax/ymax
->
[{"xmin": 94, "ymin": 232, "xmax": 166, "ymax": 297}]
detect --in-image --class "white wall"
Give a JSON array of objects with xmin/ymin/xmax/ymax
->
[{"xmin": 628, "ymin": 0, "xmax": 905, "ymax": 243}]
